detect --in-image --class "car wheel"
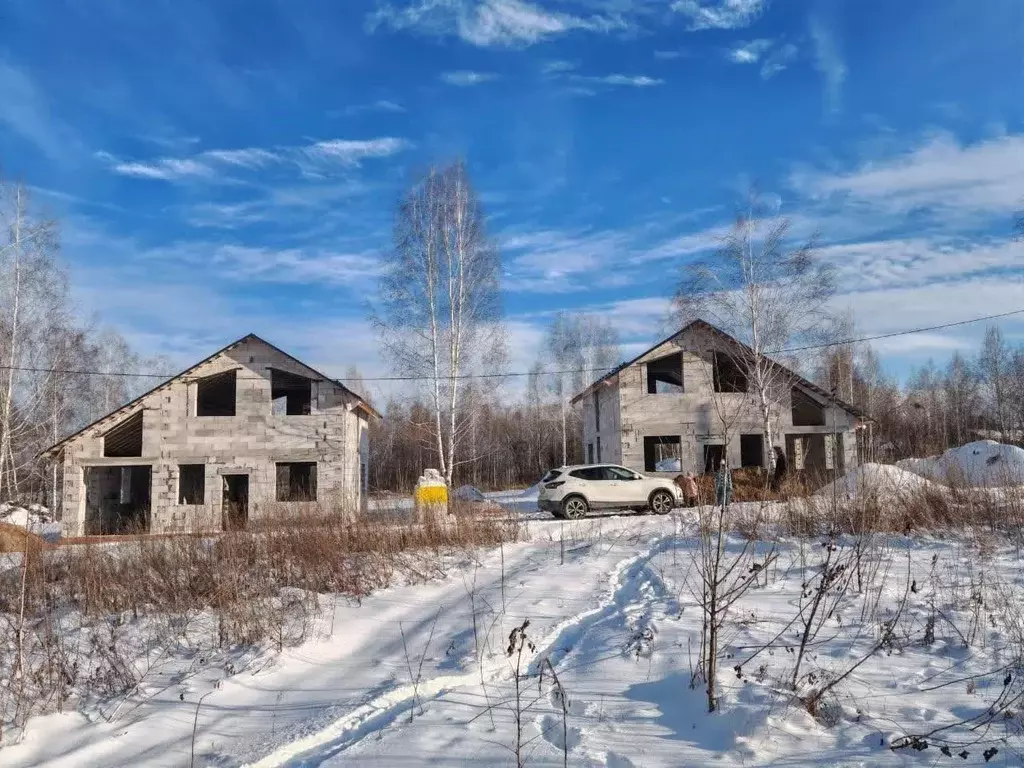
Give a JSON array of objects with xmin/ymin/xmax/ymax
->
[
  {"xmin": 649, "ymin": 490, "xmax": 674, "ymax": 515},
  {"xmin": 561, "ymin": 496, "xmax": 589, "ymax": 519}
]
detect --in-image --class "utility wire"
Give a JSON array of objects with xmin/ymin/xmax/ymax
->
[{"xmin": 3, "ymin": 307, "xmax": 1023, "ymax": 383}]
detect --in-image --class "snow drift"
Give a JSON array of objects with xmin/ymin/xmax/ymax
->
[
  {"xmin": 0, "ymin": 502, "xmax": 52, "ymax": 530},
  {"xmin": 897, "ymin": 441, "xmax": 1024, "ymax": 487},
  {"xmin": 816, "ymin": 462, "xmax": 935, "ymax": 502}
]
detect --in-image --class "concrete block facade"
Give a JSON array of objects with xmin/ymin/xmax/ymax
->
[
  {"xmin": 576, "ymin": 322, "xmax": 866, "ymax": 477},
  {"xmin": 47, "ymin": 335, "xmax": 375, "ymax": 537}
]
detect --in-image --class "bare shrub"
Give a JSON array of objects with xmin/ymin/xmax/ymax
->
[{"xmin": 0, "ymin": 506, "xmax": 519, "ymax": 741}]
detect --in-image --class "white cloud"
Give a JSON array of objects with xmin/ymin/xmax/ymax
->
[
  {"xmin": 633, "ymin": 223, "xmax": 730, "ymax": 263},
  {"xmin": 832, "ymin": 276, "xmax": 1024, "ymax": 357},
  {"xmin": 672, "ymin": 0, "xmax": 766, "ymax": 30},
  {"xmin": 727, "ymin": 39, "xmax": 772, "ymax": 64},
  {"xmin": 0, "ymin": 61, "xmax": 78, "ymax": 161},
  {"xmin": 201, "ymin": 148, "xmax": 280, "ymax": 169},
  {"xmin": 572, "ymin": 73, "xmax": 664, "ymax": 87},
  {"xmin": 821, "ymin": 237, "xmax": 1024, "ymax": 292},
  {"xmin": 345, "ymin": 100, "xmax": 405, "ymax": 115},
  {"xmin": 104, "ymin": 137, "xmax": 411, "ymax": 182},
  {"xmin": 368, "ymin": 0, "xmax": 623, "ymax": 48},
  {"xmin": 112, "ymin": 158, "xmax": 215, "ymax": 181},
  {"xmin": 793, "ymin": 132, "xmax": 1024, "ymax": 217},
  {"xmin": 542, "ymin": 60, "xmax": 577, "ymax": 74},
  {"xmin": 809, "ymin": 14, "xmax": 846, "ymax": 114},
  {"xmin": 440, "ymin": 70, "xmax": 499, "ymax": 86},
  {"xmin": 208, "ymin": 244, "xmax": 382, "ymax": 285},
  {"xmin": 759, "ymin": 42, "xmax": 798, "ymax": 78},
  {"xmin": 303, "ymin": 137, "xmax": 410, "ymax": 166}
]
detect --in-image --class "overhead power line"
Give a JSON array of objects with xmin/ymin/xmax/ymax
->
[{"xmin": 2, "ymin": 307, "xmax": 1023, "ymax": 383}]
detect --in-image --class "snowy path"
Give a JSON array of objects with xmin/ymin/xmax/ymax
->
[
  {"xmin": 245, "ymin": 530, "xmax": 679, "ymax": 767},
  {"xmin": 5, "ymin": 515, "xmax": 674, "ymax": 767}
]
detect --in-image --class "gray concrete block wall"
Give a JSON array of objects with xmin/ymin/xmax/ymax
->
[
  {"xmin": 580, "ymin": 383, "xmax": 623, "ymax": 466},
  {"xmin": 58, "ymin": 337, "xmax": 369, "ymax": 537}
]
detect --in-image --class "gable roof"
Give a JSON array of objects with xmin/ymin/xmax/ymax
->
[
  {"xmin": 40, "ymin": 333, "xmax": 381, "ymax": 458},
  {"xmin": 570, "ymin": 319, "xmax": 870, "ymax": 420}
]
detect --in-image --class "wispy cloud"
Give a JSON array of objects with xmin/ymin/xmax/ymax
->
[
  {"xmin": 809, "ymin": 14, "xmax": 846, "ymax": 114},
  {"xmin": 727, "ymin": 39, "xmax": 772, "ymax": 64},
  {"xmin": 440, "ymin": 70, "xmax": 499, "ymax": 86},
  {"xmin": 759, "ymin": 43, "xmax": 798, "ymax": 78},
  {"xmin": 654, "ymin": 50, "xmax": 685, "ymax": 60},
  {"xmin": 727, "ymin": 39, "xmax": 798, "ymax": 78},
  {"xmin": 541, "ymin": 60, "xmax": 577, "ymax": 74},
  {"xmin": 672, "ymin": 0, "xmax": 766, "ymax": 30},
  {"xmin": 112, "ymin": 158, "xmax": 215, "ymax": 181},
  {"xmin": 821, "ymin": 237, "xmax": 1024, "ymax": 292},
  {"xmin": 792, "ymin": 132, "xmax": 1024, "ymax": 218},
  {"xmin": 206, "ymin": 244, "xmax": 383, "ymax": 285},
  {"xmin": 571, "ymin": 73, "xmax": 665, "ymax": 88},
  {"xmin": 302, "ymin": 138, "xmax": 410, "ymax": 166},
  {"xmin": 368, "ymin": 0, "xmax": 624, "ymax": 48},
  {"xmin": 343, "ymin": 100, "xmax": 405, "ymax": 116},
  {"xmin": 0, "ymin": 60, "xmax": 78, "ymax": 161},
  {"xmin": 101, "ymin": 137, "xmax": 412, "ymax": 182}
]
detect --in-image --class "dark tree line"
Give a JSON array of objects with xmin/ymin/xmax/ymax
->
[{"xmin": 815, "ymin": 325, "xmax": 1024, "ymax": 461}]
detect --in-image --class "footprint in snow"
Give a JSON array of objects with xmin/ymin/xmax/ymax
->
[
  {"xmin": 604, "ymin": 750, "xmax": 636, "ymax": 768},
  {"xmin": 538, "ymin": 713, "xmax": 582, "ymax": 752}
]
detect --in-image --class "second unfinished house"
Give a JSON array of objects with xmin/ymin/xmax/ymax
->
[{"xmin": 571, "ymin": 320, "xmax": 871, "ymax": 479}]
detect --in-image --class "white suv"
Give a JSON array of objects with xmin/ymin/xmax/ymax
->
[{"xmin": 537, "ymin": 464, "xmax": 683, "ymax": 519}]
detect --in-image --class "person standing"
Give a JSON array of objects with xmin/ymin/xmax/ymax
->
[
  {"xmin": 674, "ymin": 472, "xmax": 699, "ymax": 507},
  {"xmin": 770, "ymin": 446, "xmax": 788, "ymax": 492}
]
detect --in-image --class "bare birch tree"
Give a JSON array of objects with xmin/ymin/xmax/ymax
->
[
  {"xmin": 672, "ymin": 193, "xmax": 836, "ymax": 472},
  {"xmin": 537, "ymin": 312, "xmax": 620, "ymax": 465},
  {"xmin": 373, "ymin": 160, "xmax": 505, "ymax": 486},
  {"xmin": 0, "ymin": 181, "xmax": 61, "ymax": 500},
  {"xmin": 978, "ymin": 326, "xmax": 1011, "ymax": 438}
]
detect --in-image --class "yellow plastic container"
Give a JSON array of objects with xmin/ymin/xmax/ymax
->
[{"xmin": 414, "ymin": 484, "xmax": 448, "ymax": 506}]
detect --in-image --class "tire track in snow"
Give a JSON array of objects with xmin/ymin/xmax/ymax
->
[{"xmin": 241, "ymin": 533, "xmax": 679, "ymax": 768}]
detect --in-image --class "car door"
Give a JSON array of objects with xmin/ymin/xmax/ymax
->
[
  {"xmin": 604, "ymin": 466, "xmax": 642, "ymax": 505},
  {"xmin": 572, "ymin": 467, "xmax": 613, "ymax": 507}
]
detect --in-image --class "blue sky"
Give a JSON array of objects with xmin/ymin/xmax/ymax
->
[{"xmin": 1, "ymin": 0, "xmax": 1022, "ymax": 394}]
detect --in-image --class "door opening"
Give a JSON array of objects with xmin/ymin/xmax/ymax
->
[{"xmin": 222, "ymin": 474, "xmax": 249, "ymax": 531}]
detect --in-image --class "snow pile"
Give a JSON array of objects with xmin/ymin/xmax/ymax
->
[
  {"xmin": 0, "ymin": 502, "xmax": 52, "ymax": 530},
  {"xmin": 453, "ymin": 485, "xmax": 487, "ymax": 503},
  {"xmin": 817, "ymin": 462, "xmax": 934, "ymax": 502},
  {"xmin": 654, "ymin": 457, "xmax": 681, "ymax": 472},
  {"xmin": 897, "ymin": 441, "xmax": 1024, "ymax": 487}
]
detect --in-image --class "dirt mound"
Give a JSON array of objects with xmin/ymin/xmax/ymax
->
[{"xmin": 0, "ymin": 522, "xmax": 50, "ymax": 554}]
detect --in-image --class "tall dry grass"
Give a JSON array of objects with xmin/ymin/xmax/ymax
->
[{"xmin": 0, "ymin": 504, "xmax": 519, "ymax": 741}]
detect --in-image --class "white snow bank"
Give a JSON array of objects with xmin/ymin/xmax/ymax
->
[
  {"xmin": 897, "ymin": 441, "xmax": 1024, "ymax": 487},
  {"xmin": 816, "ymin": 462, "xmax": 935, "ymax": 501},
  {"xmin": 654, "ymin": 457, "xmax": 681, "ymax": 472},
  {"xmin": 0, "ymin": 502, "xmax": 53, "ymax": 530}
]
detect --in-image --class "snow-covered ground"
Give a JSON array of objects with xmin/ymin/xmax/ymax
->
[{"xmin": 6, "ymin": 503, "xmax": 1024, "ymax": 767}]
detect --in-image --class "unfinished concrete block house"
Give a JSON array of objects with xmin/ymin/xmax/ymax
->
[
  {"xmin": 572, "ymin": 320, "xmax": 870, "ymax": 478},
  {"xmin": 42, "ymin": 334, "xmax": 379, "ymax": 537}
]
